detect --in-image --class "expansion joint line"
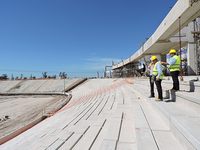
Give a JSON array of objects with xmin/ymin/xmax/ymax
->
[
  {"xmin": 115, "ymin": 112, "xmax": 124, "ymax": 150},
  {"xmin": 73, "ymin": 97, "xmax": 101, "ymax": 125},
  {"xmin": 69, "ymin": 126, "xmax": 90, "ymax": 150},
  {"xmin": 110, "ymin": 93, "xmax": 116, "ymax": 110},
  {"xmin": 55, "ymin": 132, "xmax": 74, "ymax": 150},
  {"xmin": 139, "ymin": 104, "xmax": 160, "ymax": 150},
  {"xmin": 88, "ymin": 119, "xmax": 107, "ymax": 150},
  {"xmin": 97, "ymin": 95, "xmax": 110, "ymax": 116},
  {"xmin": 121, "ymin": 90, "xmax": 125, "ymax": 104},
  {"xmin": 85, "ymin": 97, "xmax": 104, "ymax": 120},
  {"xmin": 62, "ymin": 101, "xmax": 94, "ymax": 130}
]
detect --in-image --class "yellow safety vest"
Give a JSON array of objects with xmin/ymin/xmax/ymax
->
[
  {"xmin": 152, "ymin": 61, "xmax": 164, "ymax": 79},
  {"xmin": 169, "ymin": 55, "xmax": 181, "ymax": 72}
]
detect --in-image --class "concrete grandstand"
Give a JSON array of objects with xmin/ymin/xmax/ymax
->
[{"xmin": 0, "ymin": 0, "xmax": 200, "ymax": 150}]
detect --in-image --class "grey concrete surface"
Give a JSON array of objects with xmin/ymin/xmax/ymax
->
[
  {"xmin": 0, "ymin": 79, "xmax": 82, "ymax": 93},
  {"xmin": 0, "ymin": 78, "xmax": 187, "ymax": 150},
  {"xmin": 131, "ymin": 77, "xmax": 200, "ymax": 150}
]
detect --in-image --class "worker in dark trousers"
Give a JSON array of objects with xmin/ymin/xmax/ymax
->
[
  {"xmin": 151, "ymin": 56, "xmax": 164, "ymax": 101},
  {"xmin": 147, "ymin": 62, "xmax": 155, "ymax": 98},
  {"xmin": 163, "ymin": 49, "xmax": 181, "ymax": 91}
]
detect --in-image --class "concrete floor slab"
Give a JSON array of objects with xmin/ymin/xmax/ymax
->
[{"xmin": 0, "ymin": 78, "xmax": 190, "ymax": 150}]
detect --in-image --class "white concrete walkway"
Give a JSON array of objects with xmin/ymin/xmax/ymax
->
[{"xmin": 0, "ymin": 78, "xmax": 187, "ymax": 150}]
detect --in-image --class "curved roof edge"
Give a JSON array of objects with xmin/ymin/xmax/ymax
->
[{"xmin": 113, "ymin": 0, "xmax": 200, "ymax": 69}]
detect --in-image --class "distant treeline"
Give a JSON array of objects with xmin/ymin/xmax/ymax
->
[{"xmin": 0, "ymin": 72, "xmax": 68, "ymax": 80}]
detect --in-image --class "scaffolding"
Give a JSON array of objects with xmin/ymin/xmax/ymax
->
[
  {"xmin": 112, "ymin": 62, "xmax": 144, "ymax": 78},
  {"xmin": 190, "ymin": 0, "xmax": 200, "ymax": 6}
]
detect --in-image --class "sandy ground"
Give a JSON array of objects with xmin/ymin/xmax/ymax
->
[
  {"xmin": 0, "ymin": 79, "xmax": 83, "ymax": 139},
  {"xmin": 0, "ymin": 95, "xmax": 65, "ymax": 139}
]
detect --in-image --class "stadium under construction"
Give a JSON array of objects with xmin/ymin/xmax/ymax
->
[{"xmin": 1, "ymin": 1, "xmax": 200, "ymax": 150}]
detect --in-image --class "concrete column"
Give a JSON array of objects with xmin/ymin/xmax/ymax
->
[
  {"xmin": 187, "ymin": 43, "xmax": 198, "ymax": 75},
  {"xmin": 196, "ymin": 18, "xmax": 200, "ymax": 75},
  {"xmin": 186, "ymin": 21, "xmax": 198, "ymax": 75}
]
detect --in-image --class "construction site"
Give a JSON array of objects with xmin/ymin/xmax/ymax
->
[{"xmin": 1, "ymin": 0, "xmax": 200, "ymax": 150}]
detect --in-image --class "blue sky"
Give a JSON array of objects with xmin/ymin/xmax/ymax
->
[{"xmin": 0, "ymin": 0, "xmax": 176, "ymax": 77}]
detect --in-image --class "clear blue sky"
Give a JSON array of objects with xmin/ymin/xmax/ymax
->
[{"xmin": 0, "ymin": 0, "xmax": 176, "ymax": 77}]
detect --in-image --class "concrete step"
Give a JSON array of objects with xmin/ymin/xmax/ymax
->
[
  {"xmin": 132, "ymin": 82, "xmax": 200, "ymax": 117},
  {"xmin": 134, "ymin": 77, "xmax": 200, "ymax": 92},
  {"xmin": 125, "ymin": 84, "xmax": 186, "ymax": 150},
  {"xmin": 162, "ymin": 80, "xmax": 200, "ymax": 93},
  {"xmin": 175, "ymin": 92, "xmax": 200, "ymax": 105},
  {"xmin": 131, "ymin": 81, "xmax": 200, "ymax": 150},
  {"xmin": 151, "ymin": 101, "xmax": 200, "ymax": 150},
  {"xmin": 133, "ymin": 79, "xmax": 200, "ymax": 105},
  {"xmin": 0, "ymin": 78, "xmax": 194, "ymax": 150}
]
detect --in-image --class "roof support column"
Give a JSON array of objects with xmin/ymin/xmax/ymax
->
[
  {"xmin": 187, "ymin": 43, "xmax": 198, "ymax": 75},
  {"xmin": 187, "ymin": 21, "xmax": 198, "ymax": 75}
]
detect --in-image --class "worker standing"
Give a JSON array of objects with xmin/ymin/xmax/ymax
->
[
  {"xmin": 164, "ymin": 49, "xmax": 181, "ymax": 91},
  {"xmin": 151, "ymin": 56, "xmax": 164, "ymax": 101},
  {"xmin": 147, "ymin": 62, "xmax": 155, "ymax": 98}
]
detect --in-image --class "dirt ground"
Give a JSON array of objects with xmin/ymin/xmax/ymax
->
[
  {"xmin": 0, "ymin": 79, "xmax": 82, "ymax": 141},
  {"xmin": 0, "ymin": 95, "xmax": 66, "ymax": 139}
]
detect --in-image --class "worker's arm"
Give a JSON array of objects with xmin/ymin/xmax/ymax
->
[
  {"xmin": 161, "ymin": 57, "xmax": 176, "ymax": 66},
  {"xmin": 168, "ymin": 57, "xmax": 176, "ymax": 65},
  {"xmin": 161, "ymin": 61, "xmax": 168, "ymax": 65},
  {"xmin": 147, "ymin": 63, "xmax": 152, "ymax": 71},
  {"xmin": 156, "ymin": 62, "xmax": 163, "ymax": 79}
]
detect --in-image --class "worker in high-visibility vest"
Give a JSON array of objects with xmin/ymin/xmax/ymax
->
[
  {"xmin": 146, "ymin": 58, "xmax": 155, "ymax": 98},
  {"xmin": 147, "ymin": 61, "xmax": 155, "ymax": 98},
  {"xmin": 151, "ymin": 55, "xmax": 164, "ymax": 101},
  {"xmin": 164, "ymin": 49, "xmax": 181, "ymax": 91}
]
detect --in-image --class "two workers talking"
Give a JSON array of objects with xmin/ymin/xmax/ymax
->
[{"xmin": 148, "ymin": 49, "xmax": 181, "ymax": 101}]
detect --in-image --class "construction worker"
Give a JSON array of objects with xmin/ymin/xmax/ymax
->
[
  {"xmin": 151, "ymin": 55, "xmax": 164, "ymax": 101},
  {"xmin": 147, "ymin": 61, "xmax": 155, "ymax": 98},
  {"xmin": 163, "ymin": 49, "xmax": 181, "ymax": 91}
]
